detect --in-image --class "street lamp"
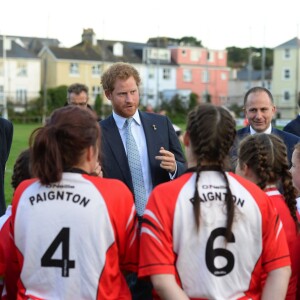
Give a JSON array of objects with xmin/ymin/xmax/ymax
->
[{"xmin": 247, "ymin": 51, "xmax": 261, "ymax": 89}]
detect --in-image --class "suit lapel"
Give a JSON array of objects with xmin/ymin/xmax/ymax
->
[
  {"xmin": 102, "ymin": 116, "xmax": 130, "ymax": 179},
  {"xmin": 139, "ymin": 111, "xmax": 159, "ymax": 177}
]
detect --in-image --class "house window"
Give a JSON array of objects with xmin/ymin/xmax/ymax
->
[
  {"xmin": 284, "ymin": 91, "xmax": 290, "ymax": 101},
  {"xmin": 221, "ymin": 72, "xmax": 227, "ymax": 80},
  {"xmin": 191, "ymin": 50, "xmax": 200, "ymax": 61},
  {"xmin": 113, "ymin": 42, "xmax": 123, "ymax": 56},
  {"xmin": 284, "ymin": 69, "xmax": 290, "ymax": 79},
  {"xmin": 92, "ymin": 64, "xmax": 101, "ymax": 76},
  {"xmin": 17, "ymin": 62, "xmax": 27, "ymax": 77},
  {"xmin": 284, "ymin": 48, "xmax": 290, "ymax": 59},
  {"xmin": 218, "ymin": 51, "xmax": 224, "ymax": 59},
  {"xmin": 183, "ymin": 69, "xmax": 192, "ymax": 82},
  {"xmin": 148, "ymin": 66, "xmax": 155, "ymax": 79},
  {"xmin": 92, "ymin": 86, "xmax": 101, "ymax": 99},
  {"xmin": 163, "ymin": 68, "xmax": 171, "ymax": 80},
  {"xmin": 182, "ymin": 49, "xmax": 186, "ymax": 56},
  {"xmin": 16, "ymin": 89, "xmax": 27, "ymax": 104},
  {"xmin": 70, "ymin": 63, "xmax": 79, "ymax": 75},
  {"xmin": 207, "ymin": 51, "xmax": 215, "ymax": 62},
  {"xmin": 147, "ymin": 89, "xmax": 154, "ymax": 99},
  {"xmin": 0, "ymin": 62, "xmax": 3, "ymax": 76},
  {"xmin": 202, "ymin": 70, "xmax": 209, "ymax": 83}
]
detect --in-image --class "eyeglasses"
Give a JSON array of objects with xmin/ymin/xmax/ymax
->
[{"xmin": 69, "ymin": 101, "xmax": 88, "ymax": 107}]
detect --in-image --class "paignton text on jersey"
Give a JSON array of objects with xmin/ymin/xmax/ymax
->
[
  {"xmin": 28, "ymin": 191, "xmax": 90, "ymax": 207},
  {"xmin": 200, "ymin": 192, "xmax": 245, "ymax": 207}
]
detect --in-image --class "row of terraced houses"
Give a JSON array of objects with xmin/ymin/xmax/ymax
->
[{"xmin": 0, "ymin": 28, "xmax": 300, "ymax": 119}]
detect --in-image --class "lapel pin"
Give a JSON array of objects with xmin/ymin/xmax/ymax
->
[{"xmin": 152, "ymin": 124, "xmax": 157, "ymax": 130}]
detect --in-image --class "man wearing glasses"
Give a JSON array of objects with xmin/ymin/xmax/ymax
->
[{"xmin": 66, "ymin": 83, "xmax": 90, "ymax": 108}]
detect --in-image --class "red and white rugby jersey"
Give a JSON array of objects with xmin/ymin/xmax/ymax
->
[
  {"xmin": 0, "ymin": 205, "xmax": 20, "ymax": 300},
  {"xmin": 0, "ymin": 205, "xmax": 11, "ymax": 277},
  {"xmin": 139, "ymin": 171, "xmax": 291, "ymax": 300},
  {"xmin": 264, "ymin": 188, "xmax": 299, "ymax": 300},
  {"xmin": 11, "ymin": 173, "xmax": 138, "ymax": 300}
]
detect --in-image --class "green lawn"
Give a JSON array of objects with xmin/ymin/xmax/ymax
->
[{"xmin": 4, "ymin": 123, "xmax": 41, "ymax": 205}]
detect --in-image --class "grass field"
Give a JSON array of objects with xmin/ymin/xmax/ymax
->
[{"xmin": 4, "ymin": 123, "xmax": 41, "ymax": 205}]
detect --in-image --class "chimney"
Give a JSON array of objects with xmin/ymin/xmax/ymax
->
[{"xmin": 81, "ymin": 28, "xmax": 97, "ymax": 46}]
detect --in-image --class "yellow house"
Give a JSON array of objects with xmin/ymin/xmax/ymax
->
[
  {"xmin": 38, "ymin": 28, "xmax": 147, "ymax": 106},
  {"xmin": 38, "ymin": 44, "xmax": 105, "ymax": 106},
  {"xmin": 272, "ymin": 37, "xmax": 300, "ymax": 119}
]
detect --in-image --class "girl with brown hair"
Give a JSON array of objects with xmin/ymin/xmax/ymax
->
[
  {"xmin": 10, "ymin": 106, "xmax": 138, "ymax": 300},
  {"xmin": 236, "ymin": 133, "xmax": 300, "ymax": 300}
]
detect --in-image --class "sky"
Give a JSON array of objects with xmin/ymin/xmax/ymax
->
[{"xmin": 1, "ymin": 0, "xmax": 300, "ymax": 50}]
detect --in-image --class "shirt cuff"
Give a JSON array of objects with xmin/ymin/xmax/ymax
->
[{"xmin": 169, "ymin": 163, "xmax": 177, "ymax": 180}]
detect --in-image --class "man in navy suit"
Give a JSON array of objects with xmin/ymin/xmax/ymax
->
[
  {"xmin": 99, "ymin": 62, "xmax": 186, "ymax": 300},
  {"xmin": 0, "ymin": 117, "xmax": 13, "ymax": 216},
  {"xmin": 283, "ymin": 98, "xmax": 300, "ymax": 137},
  {"xmin": 232, "ymin": 86, "xmax": 300, "ymax": 167}
]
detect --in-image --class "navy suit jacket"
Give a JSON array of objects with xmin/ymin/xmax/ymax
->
[
  {"xmin": 283, "ymin": 115, "xmax": 300, "ymax": 137},
  {"xmin": 0, "ymin": 118, "xmax": 13, "ymax": 216},
  {"xmin": 232, "ymin": 126, "xmax": 300, "ymax": 166},
  {"xmin": 99, "ymin": 111, "xmax": 186, "ymax": 195}
]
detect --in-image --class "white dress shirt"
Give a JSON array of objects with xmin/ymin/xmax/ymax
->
[
  {"xmin": 249, "ymin": 124, "xmax": 272, "ymax": 135},
  {"xmin": 113, "ymin": 111, "xmax": 153, "ymax": 200}
]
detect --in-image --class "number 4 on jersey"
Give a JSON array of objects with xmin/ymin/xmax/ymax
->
[{"xmin": 41, "ymin": 227, "xmax": 75, "ymax": 277}]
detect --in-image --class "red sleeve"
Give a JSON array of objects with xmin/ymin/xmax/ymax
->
[
  {"xmin": 0, "ymin": 229, "xmax": 6, "ymax": 276},
  {"xmin": 0, "ymin": 212, "xmax": 20, "ymax": 300},
  {"xmin": 139, "ymin": 173, "xmax": 192, "ymax": 278},
  {"xmin": 259, "ymin": 194, "xmax": 291, "ymax": 273},
  {"xmin": 0, "ymin": 216, "xmax": 10, "ymax": 276}
]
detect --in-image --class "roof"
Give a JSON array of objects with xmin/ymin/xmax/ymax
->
[
  {"xmin": 45, "ymin": 39, "xmax": 177, "ymax": 65},
  {"xmin": 4, "ymin": 35, "xmax": 60, "ymax": 54},
  {"xmin": 274, "ymin": 37, "xmax": 300, "ymax": 49},
  {"xmin": 0, "ymin": 39, "xmax": 38, "ymax": 59}
]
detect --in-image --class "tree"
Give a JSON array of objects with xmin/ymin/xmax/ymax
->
[
  {"xmin": 189, "ymin": 93, "xmax": 198, "ymax": 110},
  {"xmin": 226, "ymin": 46, "xmax": 273, "ymax": 70},
  {"xmin": 47, "ymin": 85, "xmax": 68, "ymax": 113},
  {"xmin": 179, "ymin": 37, "xmax": 202, "ymax": 47},
  {"xmin": 94, "ymin": 94, "xmax": 103, "ymax": 118}
]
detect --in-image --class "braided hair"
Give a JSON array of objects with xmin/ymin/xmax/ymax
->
[
  {"xmin": 238, "ymin": 133, "xmax": 299, "ymax": 226},
  {"xmin": 186, "ymin": 104, "xmax": 236, "ymax": 241}
]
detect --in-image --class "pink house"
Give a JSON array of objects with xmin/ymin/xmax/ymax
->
[{"xmin": 170, "ymin": 46, "xmax": 229, "ymax": 105}]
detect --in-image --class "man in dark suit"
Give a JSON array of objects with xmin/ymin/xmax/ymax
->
[
  {"xmin": 0, "ymin": 117, "xmax": 13, "ymax": 216},
  {"xmin": 99, "ymin": 62, "xmax": 186, "ymax": 300},
  {"xmin": 232, "ymin": 86, "xmax": 300, "ymax": 167},
  {"xmin": 283, "ymin": 98, "xmax": 300, "ymax": 137}
]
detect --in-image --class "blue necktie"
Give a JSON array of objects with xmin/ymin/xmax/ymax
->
[{"xmin": 125, "ymin": 118, "xmax": 147, "ymax": 216}]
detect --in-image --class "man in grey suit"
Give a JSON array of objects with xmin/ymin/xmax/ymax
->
[{"xmin": 99, "ymin": 62, "xmax": 186, "ymax": 300}]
